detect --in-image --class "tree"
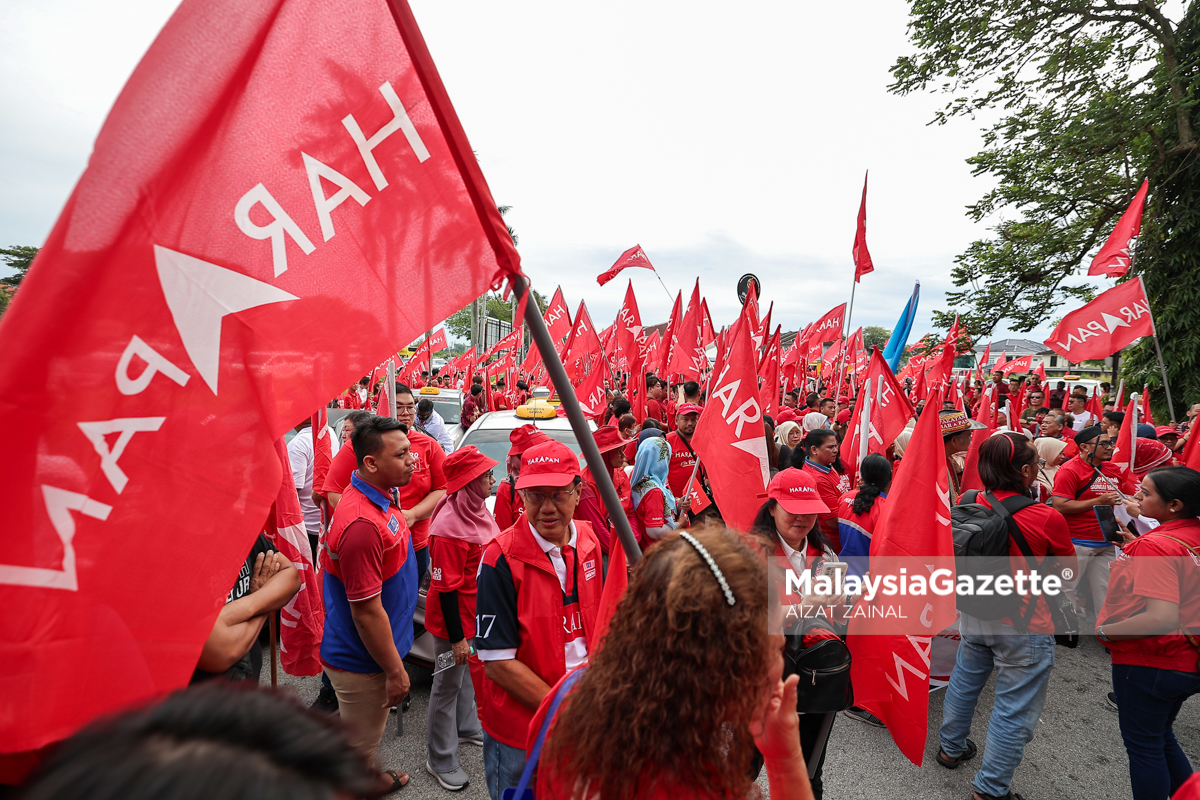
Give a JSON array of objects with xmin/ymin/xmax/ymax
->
[
  {"xmin": 862, "ymin": 326, "xmax": 892, "ymax": 351},
  {"xmin": 1, "ymin": 246, "xmax": 38, "ymax": 288},
  {"xmin": 891, "ymin": 1, "xmax": 1199, "ymax": 418},
  {"xmin": 444, "ymin": 290, "xmax": 547, "ymax": 343}
]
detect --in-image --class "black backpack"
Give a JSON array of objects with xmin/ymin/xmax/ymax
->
[{"xmin": 951, "ymin": 491, "xmax": 1037, "ymax": 626}]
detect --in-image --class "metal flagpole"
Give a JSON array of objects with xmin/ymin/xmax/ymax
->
[
  {"xmin": 1144, "ymin": 279, "xmax": 1178, "ymax": 421},
  {"xmin": 1152, "ymin": 335, "xmax": 1177, "ymax": 422},
  {"xmin": 513, "ymin": 275, "xmax": 642, "ymax": 565},
  {"xmin": 835, "ymin": 280, "xmax": 858, "ymax": 396},
  {"xmin": 652, "ymin": 268, "xmax": 676, "ymax": 304}
]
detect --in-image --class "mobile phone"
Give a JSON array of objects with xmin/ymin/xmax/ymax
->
[
  {"xmin": 817, "ymin": 561, "xmax": 848, "ymax": 582},
  {"xmin": 1094, "ymin": 505, "xmax": 1122, "ymax": 543}
]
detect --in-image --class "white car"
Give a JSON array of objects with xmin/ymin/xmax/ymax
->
[
  {"xmin": 406, "ymin": 401, "xmax": 595, "ymax": 669},
  {"xmin": 414, "ymin": 386, "xmax": 466, "ymax": 450}
]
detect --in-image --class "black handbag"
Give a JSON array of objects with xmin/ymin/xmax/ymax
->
[{"xmin": 783, "ymin": 618, "xmax": 854, "ymax": 714}]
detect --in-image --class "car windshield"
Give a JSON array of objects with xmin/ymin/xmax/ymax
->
[
  {"xmin": 460, "ymin": 429, "xmax": 585, "ymax": 491},
  {"xmin": 430, "ymin": 399, "xmax": 460, "ymax": 425}
]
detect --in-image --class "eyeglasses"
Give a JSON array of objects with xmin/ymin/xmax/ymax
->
[
  {"xmin": 396, "ymin": 403, "xmax": 416, "ymax": 411},
  {"xmin": 521, "ymin": 485, "xmax": 579, "ymax": 506}
]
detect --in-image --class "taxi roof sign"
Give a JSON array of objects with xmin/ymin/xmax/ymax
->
[
  {"xmin": 516, "ymin": 398, "xmax": 557, "ymax": 419},
  {"xmin": 419, "ymin": 386, "xmax": 440, "ymax": 395}
]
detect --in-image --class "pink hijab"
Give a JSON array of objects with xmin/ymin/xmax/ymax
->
[{"xmin": 429, "ymin": 474, "xmax": 501, "ymax": 546}]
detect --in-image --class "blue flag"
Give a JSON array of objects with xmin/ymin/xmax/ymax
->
[{"xmin": 882, "ymin": 282, "xmax": 920, "ymax": 372}]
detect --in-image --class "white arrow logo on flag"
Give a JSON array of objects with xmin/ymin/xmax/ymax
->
[
  {"xmin": 155, "ymin": 245, "xmax": 298, "ymax": 394},
  {"xmin": 1102, "ymin": 312, "xmax": 1130, "ymax": 333}
]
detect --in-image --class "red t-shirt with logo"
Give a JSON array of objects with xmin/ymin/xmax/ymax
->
[
  {"xmin": 425, "ymin": 535, "xmax": 483, "ymax": 640},
  {"xmin": 646, "ymin": 398, "xmax": 667, "ymax": 426},
  {"xmin": 632, "ymin": 487, "xmax": 668, "ymax": 550},
  {"xmin": 801, "ymin": 460, "xmax": 849, "ymax": 552},
  {"xmin": 664, "ymin": 431, "xmax": 698, "ymax": 499},
  {"xmin": 1051, "ymin": 457, "xmax": 1136, "ymax": 543},
  {"xmin": 322, "ymin": 430, "xmax": 446, "ymax": 551},
  {"xmin": 1097, "ymin": 518, "xmax": 1200, "ymax": 672}
]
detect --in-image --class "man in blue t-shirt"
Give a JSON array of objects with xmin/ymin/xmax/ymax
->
[{"xmin": 321, "ymin": 416, "xmax": 420, "ymax": 794}]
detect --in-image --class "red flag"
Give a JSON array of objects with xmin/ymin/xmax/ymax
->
[
  {"xmin": 560, "ymin": 301, "xmax": 603, "ymax": 385},
  {"xmin": 852, "ymin": 171, "xmax": 875, "ymax": 281},
  {"xmin": 597, "ymin": 244, "xmax": 655, "ymax": 286},
  {"xmin": 809, "ymin": 303, "xmax": 847, "ymax": 345},
  {"xmin": 755, "ymin": 302, "xmax": 773, "ymax": 352},
  {"xmin": 841, "ymin": 347, "xmax": 914, "ymax": 484},
  {"xmin": 758, "ymin": 327, "xmax": 782, "ymax": 419},
  {"xmin": 594, "ymin": 535, "xmax": 628, "ymax": 649},
  {"xmin": 1044, "ymin": 277, "xmax": 1156, "ymax": 363},
  {"xmin": 267, "ymin": 439, "xmax": 324, "ymax": 676},
  {"xmin": 1111, "ymin": 394, "xmax": 1140, "ymax": 473},
  {"xmin": 1142, "ymin": 385, "xmax": 1155, "ymax": 425},
  {"xmin": 1034, "ymin": 362, "xmax": 1046, "ymax": 382},
  {"xmin": 0, "ymin": 0, "xmax": 522, "ymax": 752},
  {"xmin": 311, "ymin": 408, "xmax": 335, "ymax": 507},
  {"xmin": 1113, "ymin": 379, "xmax": 1126, "ymax": 411},
  {"xmin": 847, "ymin": 383, "xmax": 957, "ymax": 765},
  {"xmin": 743, "ymin": 280, "xmax": 761, "ymax": 335},
  {"xmin": 997, "ymin": 354, "xmax": 1033, "ymax": 375},
  {"xmin": 615, "ymin": 280, "xmax": 648, "ymax": 371},
  {"xmin": 483, "ymin": 325, "xmax": 522, "ymax": 359},
  {"xmin": 666, "ymin": 280, "xmax": 704, "ymax": 381},
  {"xmin": 691, "ymin": 315, "xmax": 771, "ymax": 532},
  {"xmin": 976, "ymin": 342, "xmax": 992, "ymax": 381},
  {"xmin": 1088, "ymin": 179, "xmax": 1149, "ymax": 277},
  {"xmin": 699, "ymin": 299, "xmax": 717, "ymax": 347},
  {"xmin": 656, "ymin": 291, "xmax": 683, "ymax": 377},
  {"xmin": 544, "ymin": 286, "xmax": 573, "ymax": 342}
]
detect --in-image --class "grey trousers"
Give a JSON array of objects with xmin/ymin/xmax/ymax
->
[{"xmin": 427, "ymin": 635, "xmax": 484, "ymax": 771}]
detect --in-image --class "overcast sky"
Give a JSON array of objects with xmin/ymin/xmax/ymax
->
[{"xmin": 3, "ymin": 0, "xmax": 1156, "ymax": 348}]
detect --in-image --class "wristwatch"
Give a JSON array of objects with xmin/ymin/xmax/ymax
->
[{"xmin": 1097, "ymin": 626, "xmax": 1110, "ymax": 642}]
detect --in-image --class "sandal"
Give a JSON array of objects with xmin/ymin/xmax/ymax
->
[
  {"xmin": 936, "ymin": 738, "xmax": 977, "ymax": 769},
  {"xmin": 380, "ymin": 770, "xmax": 410, "ymax": 794}
]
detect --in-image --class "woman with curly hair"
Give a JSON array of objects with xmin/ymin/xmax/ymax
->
[
  {"xmin": 628, "ymin": 436, "xmax": 690, "ymax": 550},
  {"xmin": 532, "ymin": 526, "xmax": 812, "ymax": 800}
]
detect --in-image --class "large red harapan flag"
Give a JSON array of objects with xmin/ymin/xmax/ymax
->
[
  {"xmin": 0, "ymin": 0, "xmax": 521, "ymax": 751},
  {"xmin": 1043, "ymin": 277, "xmax": 1155, "ymax": 363}
]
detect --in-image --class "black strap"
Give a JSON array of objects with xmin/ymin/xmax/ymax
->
[
  {"xmin": 1074, "ymin": 469, "xmax": 1102, "ymax": 500},
  {"xmin": 984, "ymin": 491, "xmax": 1043, "ymax": 632}
]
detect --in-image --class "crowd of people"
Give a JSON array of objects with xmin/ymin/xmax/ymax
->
[{"xmin": 16, "ymin": 363, "xmax": 1200, "ymax": 800}]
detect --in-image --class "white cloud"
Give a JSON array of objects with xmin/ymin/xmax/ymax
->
[{"xmin": 0, "ymin": 0, "xmax": 1083, "ymax": 346}]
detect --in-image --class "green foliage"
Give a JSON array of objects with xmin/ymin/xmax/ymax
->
[
  {"xmin": 0, "ymin": 245, "xmax": 38, "ymax": 288},
  {"xmin": 891, "ymin": 0, "xmax": 1199, "ymax": 417},
  {"xmin": 444, "ymin": 290, "xmax": 547, "ymax": 343},
  {"xmin": 863, "ymin": 326, "xmax": 892, "ymax": 351}
]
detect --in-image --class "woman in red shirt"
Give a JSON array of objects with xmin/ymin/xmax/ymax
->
[
  {"xmin": 794, "ymin": 429, "xmax": 849, "ymax": 553},
  {"xmin": 532, "ymin": 527, "xmax": 815, "ymax": 800},
  {"xmin": 628, "ymin": 435, "xmax": 690, "ymax": 550},
  {"xmin": 937, "ymin": 433, "xmax": 1076, "ymax": 800},
  {"xmin": 425, "ymin": 447, "xmax": 497, "ymax": 790},
  {"xmin": 1096, "ymin": 466, "xmax": 1200, "ymax": 800}
]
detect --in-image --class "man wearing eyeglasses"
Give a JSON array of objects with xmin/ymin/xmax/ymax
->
[
  {"xmin": 473, "ymin": 440, "xmax": 602, "ymax": 800},
  {"xmin": 1051, "ymin": 426, "xmax": 1138, "ymax": 618}
]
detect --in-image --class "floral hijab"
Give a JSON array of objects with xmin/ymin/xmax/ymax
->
[{"xmin": 630, "ymin": 436, "xmax": 677, "ymax": 515}]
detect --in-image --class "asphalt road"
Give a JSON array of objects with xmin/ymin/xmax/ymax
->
[{"xmin": 270, "ymin": 635, "xmax": 1199, "ymax": 799}]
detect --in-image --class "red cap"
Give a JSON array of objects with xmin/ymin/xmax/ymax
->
[
  {"xmin": 675, "ymin": 403, "xmax": 704, "ymax": 418},
  {"xmin": 592, "ymin": 425, "xmax": 631, "ymax": 454},
  {"xmin": 767, "ymin": 468, "xmax": 830, "ymax": 515},
  {"xmin": 508, "ymin": 424, "xmax": 550, "ymax": 457},
  {"xmin": 835, "ymin": 409, "xmax": 852, "ymax": 424},
  {"xmin": 443, "ymin": 446, "xmax": 499, "ymax": 495},
  {"xmin": 775, "ymin": 407, "xmax": 798, "ymax": 423},
  {"xmin": 515, "ymin": 440, "xmax": 582, "ymax": 489},
  {"xmin": 1156, "ymin": 425, "xmax": 1179, "ymax": 438}
]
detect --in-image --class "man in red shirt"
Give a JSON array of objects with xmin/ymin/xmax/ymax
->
[
  {"xmin": 494, "ymin": 425, "xmax": 551, "ymax": 531},
  {"xmin": 321, "ymin": 415, "xmax": 420, "ymax": 794},
  {"xmin": 1052, "ymin": 426, "xmax": 1137, "ymax": 617},
  {"xmin": 461, "ymin": 384, "xmax": 484, "ymax": 430},
  {"xmin": 490, "ymin": 378, "xmax": 511, "ymax": 412},
  {"xmin": 645, "ymin": 378, "xmax": 668, "ymax": 427},
  {"xmin": 1047, "ymin": 381, "xmax": 1067, "ymax": 410},
  {"xmin": 322, "ymin": 385, "xmax": 446, "ymax": 582},
  {"xmin": 664, "ymin": 404, "xmax": 712, "ymax": 518},
  {"xmin": 474, "ymin": 441, "xmax": 602, "ymax": 798}
]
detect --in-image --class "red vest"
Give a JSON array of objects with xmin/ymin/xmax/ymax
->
[
  {"xmin": 321, "ymin": 480, "xmax": 410, "ymax": 588},
  {"xmin": 477, "ymin": 518, "xmax": 602, "ymax": 748}
]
